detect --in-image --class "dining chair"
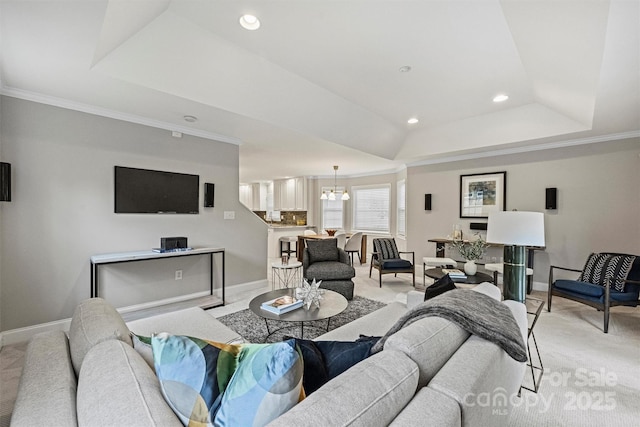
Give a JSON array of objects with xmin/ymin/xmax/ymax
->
[{"xmin": 344, "ymin": 232, "xmax": 363, "ymax": 265}]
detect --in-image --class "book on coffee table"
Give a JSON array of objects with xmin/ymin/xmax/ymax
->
[
  {"xmin": 261, "ymin": 295, "xmax": 303, "ymax": 314},
  {"xmin": 442, "ymin": 268, "xmax": 467, "ymax": 279}
]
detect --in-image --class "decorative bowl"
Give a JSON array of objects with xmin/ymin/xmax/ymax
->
[{"xmin": 325, "ymin": 229, "xmax": 337, "ymax": 236}]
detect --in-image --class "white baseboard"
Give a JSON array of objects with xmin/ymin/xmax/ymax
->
[
  {"xmin": 1, "ymin": 317, "xmax": 72, "ymax": 347},
  {"xmin": 226, "ymin": 279, "xmax": 268, "ymax": 296},
  {"xmin": 0, "ymin": 280, "xmax": 269, "ymax": 347}
]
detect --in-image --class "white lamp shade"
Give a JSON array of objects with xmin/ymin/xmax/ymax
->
[{"xmin": 486, "ymin": 211, "xmax": 545, "ymax": 247}]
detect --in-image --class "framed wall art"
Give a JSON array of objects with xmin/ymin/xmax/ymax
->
[{"xmin": 459, "ymin": 171, "xmax": 506, "ymax": 218}]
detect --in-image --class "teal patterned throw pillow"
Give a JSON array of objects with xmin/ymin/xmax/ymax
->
[
  {"xmin": 214, "ymin": 339, "xmax": 304, "ymax": 426},
  {"xmin": 151, "ymin": 333, "xmax": 241, "ymax": 426}
]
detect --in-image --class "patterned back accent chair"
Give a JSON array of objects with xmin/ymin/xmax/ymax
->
[
  {"xmin": 548, "ymin": 252, "xmax": 640, "ymax": 333},
  {"xmin": 369, "ymin": 238, "xmax": 415, "ymax": 288}
]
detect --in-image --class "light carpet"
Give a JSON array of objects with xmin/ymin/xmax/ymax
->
[{"xmin": 218, "ymin": 296, "xmax": 386, "ymax": 343}]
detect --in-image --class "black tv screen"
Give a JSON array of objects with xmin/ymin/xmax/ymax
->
[{"xmin": 114, "ymin": 166, "xmax": 199, "ymax": 214}]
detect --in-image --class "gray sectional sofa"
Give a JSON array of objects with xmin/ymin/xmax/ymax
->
[{"xmin": 11, "ymin": 283, "xmax": 527, "ymax": 427}]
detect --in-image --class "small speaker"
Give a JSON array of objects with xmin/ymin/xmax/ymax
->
[
  {"xmin": 545, "ymin": 187, "xmax": 557, "ymax": 210},
  {"xmin": 470, "ymin": 222, "xmax": 488, "ymax": 231},
  {"xmin": 161, "ymin": 237, "xmax": 188, "ymax": 250},
  {"xmin": 0, "ymin": 162, "xmax": 10, "ymax": 202},
  {"xmin": 425, "ymin": 193, "xmax": 432, "ymax": 210},
  {"xmin": 204, "ymin": 183, "xmax": 215, "ymax": 207}
]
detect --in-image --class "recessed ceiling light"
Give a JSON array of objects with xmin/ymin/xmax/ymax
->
[
  {"xmin": 399, "ymin": 66, "xmax": 412, "ymax": 73},
  {"xmin": 407, "ymin": 117, "xmax": 419, "ymax": 124},
  {"xmin": 239, "ymin": 14, "xmax": 260, "ymax": 30},
  {"xmin": 183, "ymin": 115, "xmax": 198, "ymax": 123},
  {"xmin": 493, "ymin": 94, "xmax": 509, "ymax": 103}
]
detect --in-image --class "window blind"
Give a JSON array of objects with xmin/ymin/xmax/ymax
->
[{"xmin": 352, "ymin": 185, "xmax": 390, "ymax": 233}]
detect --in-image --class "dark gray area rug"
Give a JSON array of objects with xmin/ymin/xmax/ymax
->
[{"xmin": 218, "ymin": 296, "xmax": 386, "ymax": 343}]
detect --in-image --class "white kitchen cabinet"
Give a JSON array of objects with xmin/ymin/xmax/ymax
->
[
  {"xmin": 294, "ymin": 177, "xmax": 307, "ymax": 210},
  {"xmin": 273, "ymin": 177, "xmax": 306, "ymax": 211},
  {"xmin": 239, "ymin": 183, "xmax": 262, "ymax": 210},
  {"xmin": 239, "ymin": 184, "xmax": 252, "ymax": 208}
]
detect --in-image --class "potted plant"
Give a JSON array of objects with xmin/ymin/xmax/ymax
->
[{"xmin": 449, "ymin": 235, "xmax": 488, "ymax": 275}]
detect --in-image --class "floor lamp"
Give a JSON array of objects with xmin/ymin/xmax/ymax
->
[{"xmin": 486, "ymin": 211, "xmax": 545, "ymax": 303}]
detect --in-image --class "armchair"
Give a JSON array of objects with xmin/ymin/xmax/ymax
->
[
  {"xmin": 548, "ymin": 252, "xmax": 640, "ymax": 333},
  {"xmin": 369, "ymin": 238, "xmax": 415, "ymax": 287},
  {"xmin": 303, "ymin": 239, "xmax": 356, "ymax": 300}
]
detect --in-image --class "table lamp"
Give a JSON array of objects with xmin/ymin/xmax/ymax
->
[{"xmin": 486, "ymin": 211, "xmax": 545, "ymax": 302}]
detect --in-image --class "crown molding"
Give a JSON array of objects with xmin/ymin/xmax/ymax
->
[
  {"xmin": 0, "ymin": 85, "xmax": 242, "ymax": 145},
  {"xmin": 407, "ymin": 131, "xmax": 640, "ymax": 168}
]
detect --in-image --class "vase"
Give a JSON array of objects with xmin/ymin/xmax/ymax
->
[{"xmin": 464, "ymin": 260, "xmax": 477, "ymax": 276}]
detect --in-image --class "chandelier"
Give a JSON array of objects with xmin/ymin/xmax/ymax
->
[{"xmin": 320, "ymin": 165, "xmax": 350, "ymax": 201}]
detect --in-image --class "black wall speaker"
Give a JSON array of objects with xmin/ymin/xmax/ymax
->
[
  {"xmin": 545, "ymin": 187, "xmax": 557, "ymax": 210},
  {"xmin": 0, "ymin": 162, "xmax": 10, "ymax": 202},
  {"xmin": 425, "ymin": 193, "xmax": 432, "ymax": 211},
  {"xmin": 204, "ymin": 183, "xmax": 215, "ymax": 207}
]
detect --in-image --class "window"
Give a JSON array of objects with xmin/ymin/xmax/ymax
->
[
  {"xmin": 397, "ymin": 180, "xmax": 406, "ymax": 237},
  {"xmin": 322, "ymin": 187, "xmax": 344, "ymax": 229},
  {"xmin": 352, "ymin": 185, "xmax": 390, "ymax": 233}
]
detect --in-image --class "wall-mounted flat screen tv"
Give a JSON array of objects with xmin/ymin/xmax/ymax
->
[{"xmin": 114, "ymin": 166, "xmax": 199, "ymax": 214}]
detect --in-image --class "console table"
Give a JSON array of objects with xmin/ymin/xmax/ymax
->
[
  {"xmin": 90, "ymin": 247, "xmax": 225, "ymax": 306},
  {"xmin": 428, "ymin": 238, "xmax": 544, "ymax": 294}
]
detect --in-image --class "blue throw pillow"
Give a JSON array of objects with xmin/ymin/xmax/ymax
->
[
  {"xmin": 285, "ymin": 337, "xmax": 379, "ymax": 395},
  {"xmin": 425, "ymin": 274, "xmax": 457, "ymax": 301}
]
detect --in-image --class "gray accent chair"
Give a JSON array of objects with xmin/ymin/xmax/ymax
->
[{"xmin": 303, "ymin": 239, "xmax": 356, "ymax": 300}]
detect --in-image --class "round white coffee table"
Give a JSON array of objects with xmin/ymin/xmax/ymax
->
[{"xmin": 271, "ymin": 260, "xmax": 303, "ymax": 290}]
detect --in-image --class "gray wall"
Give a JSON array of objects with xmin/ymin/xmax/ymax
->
[
  {"xmin": 406, "ymin": 138, "xmax": 640, "ymax": 287},
  {"xmin": 0, "ymin": 97, "xmax": 267, "ymax": 331}
]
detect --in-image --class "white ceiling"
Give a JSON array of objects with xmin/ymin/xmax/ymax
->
[{"xmin": 1, "ymin": 0, "xmax": 638, "ymax": 183}]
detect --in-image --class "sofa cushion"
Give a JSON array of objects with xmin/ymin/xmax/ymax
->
[
  {"xmin": 10, "ymin": 331, "xmax": 78, "ymax": 427},
  {"xmin": 306, "ymin": 239, "xmax": 339, "ymax": 263},
  {"xmin": 381, "ymin": 258, "xmax": 413, "ymax": 269},
  {"xmin": 383, "ymin": 316, "xmax": 470, "ymax": 388},
  {"xmin": 127, "ymin": 307, "xmax": 243, "ymax": 346},
  {"xmin": 68, "ymin": 297, "xmax": 132, "ymax": 376},
  {"xmin": 214, "ymin": 340, "xmax": 304, "ymax": 427},
  {"xmin": 151, "ymin": 333, "xmax": 241, "ymax": 426},
  {"xmin": 389, "ymin": 387, "xmax": 461, "ymax": 426},
  {"xmin": 305, "ymin": 261, "xmax": 355, "ymax": 281},
  {"xmin": 554, "ymin": 279, "xmax": 604, "ymax": 297},
  {"xmin": 316, "ymin": 301, "xmax": 407, "ymax": 341},
  {"xmin": 579, "ymin": 252, "xmax": 636, "ymax": 291},
  {"xmin": 77, "ymin": 339, "xmax": 181, "ymax": 427},
  {"xmin": 318, "ymin": 280, "xmax": 354, "ymax": 300},
  {"xmin": 268, "ymin": 349, "xmax": 419, "ymax": 426}
]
